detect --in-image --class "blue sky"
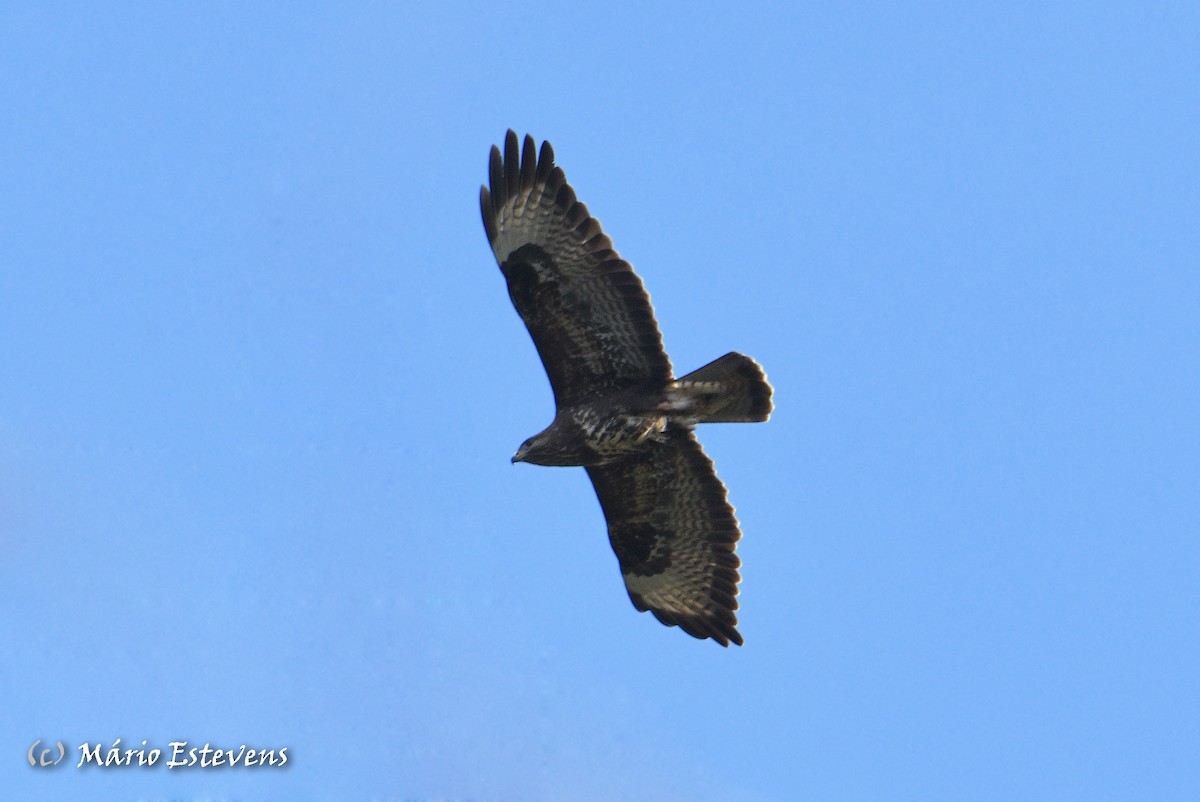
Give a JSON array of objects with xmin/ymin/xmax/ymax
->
[{"xmin": 2, "ymin": 2, "xmax": 1197, "ymax": 800}]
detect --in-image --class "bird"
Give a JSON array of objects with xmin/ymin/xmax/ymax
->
[{"xmin": 480, "ymin": 131, "xmax": 772, "ymax": 646}]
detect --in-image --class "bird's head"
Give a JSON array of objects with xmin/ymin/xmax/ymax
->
[
  {"xmin": 512, "ymin": 427, "xmax": 588, "ymax": 467},
  {"xmin": 511, "ymin": 436, "xmax": 539, "ymax": 464},
  {"xmin": 512, "ymin": 433, "xmax": 559, "ymax": 465}
]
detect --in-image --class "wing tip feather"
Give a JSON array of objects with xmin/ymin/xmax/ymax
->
[
  {"xmin": 480, "ymin": 185, "xmax": 497, "ymax": 243},
  {"xmin": 519, "ymin": 134, "xmax": 537, "ymax": 191},
  {"xmin": 630, "ymin": 589, "xmax": 744, "ymax": 648},
  {"xmin": 655, "ymin": 609, "xmax": 744, "ymax": 648},
  {"xmin": 503, "ymin": 130, "xmax": 520, "ymax": 200}
]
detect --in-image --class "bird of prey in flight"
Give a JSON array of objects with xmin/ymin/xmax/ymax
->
[{"xmin": 481, "ymin": 131, "xmax": 772, "ymax": 646}]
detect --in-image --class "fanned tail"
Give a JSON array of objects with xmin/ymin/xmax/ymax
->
[{"xmin": 668, "ymin": 353, "xmax": 773, "ymax": 423}]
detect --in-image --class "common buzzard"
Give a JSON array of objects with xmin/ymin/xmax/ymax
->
[{"xmin": 480, "ymin": 131, "xmax": 772, "ymax": 646}]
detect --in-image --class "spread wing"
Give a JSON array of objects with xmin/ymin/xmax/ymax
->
[
  {"xmin": 480, "ymin": 131, "xmax": 671, "ymax": 408},
  {"xmin": 586, "ymin": 429, "xmax": 744, "ymax": 646}
]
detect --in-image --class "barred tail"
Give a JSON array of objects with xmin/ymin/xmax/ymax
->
[{"xmin": 668, "ymin": 353, "xmax": 773, "ymax": 423}]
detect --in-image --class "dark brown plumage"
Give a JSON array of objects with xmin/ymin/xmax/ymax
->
[{"xmin": 481, "ymin": 131, "xmax": 772, "ymax": 647}]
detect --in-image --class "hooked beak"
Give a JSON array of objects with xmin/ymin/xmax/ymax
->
[{"xmin": 512, "ymin": 438, "xmax": 535, "ymax": 464}]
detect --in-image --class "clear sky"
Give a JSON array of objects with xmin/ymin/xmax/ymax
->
[{"xmin": 2, "ymin": 3, "xmax": 1197, "ymax": 800}]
